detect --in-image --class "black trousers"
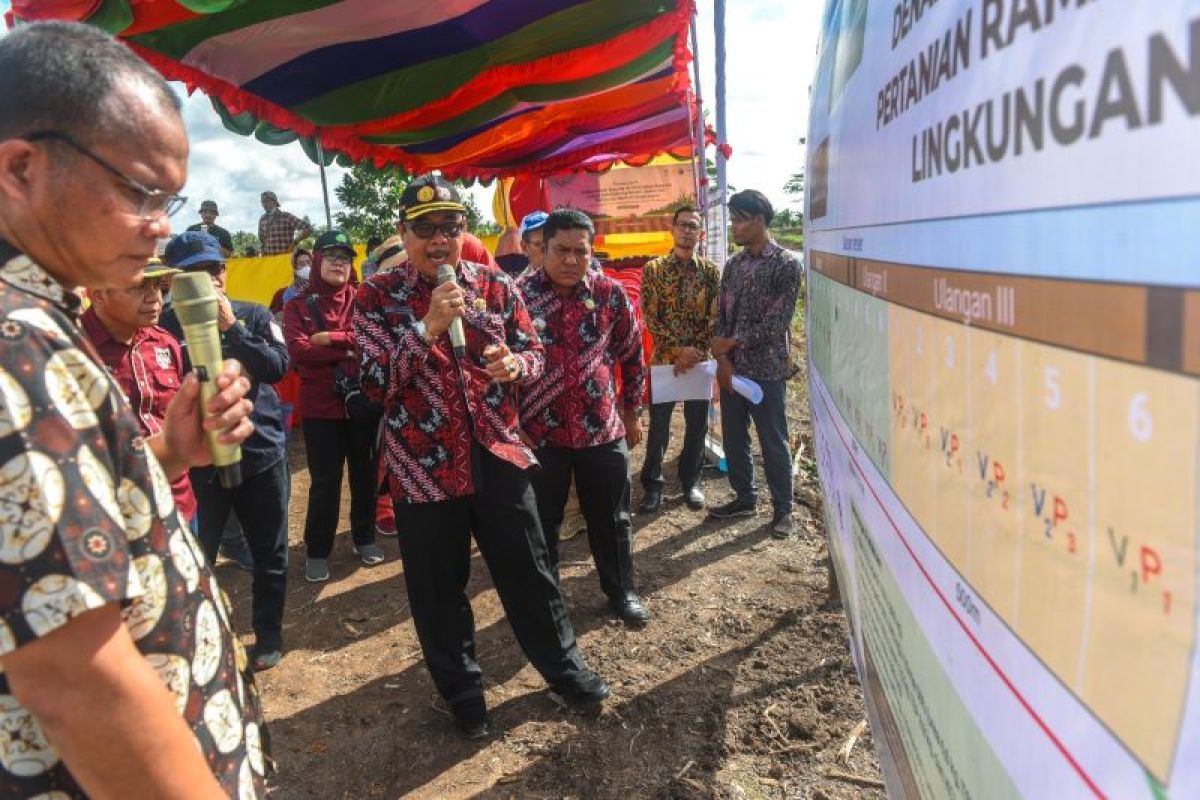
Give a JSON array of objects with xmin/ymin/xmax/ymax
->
[
  {"xmin": 302, "ymin": 415, "xmax": 379, "ymax": 558},
  {"xmin": 193, "ymin": 458, "xmax": 289, "ymax": 649},
  {"xmin": 392, "ymin": 447, "xmax": 588, "ymax": 705},
  {"xmin": 532, "ymin": 439, "xmax": 635, "ymax": 600},
  {"xmin": 640, "ymin": 399, "xmax": 710, "ymax": 493}
]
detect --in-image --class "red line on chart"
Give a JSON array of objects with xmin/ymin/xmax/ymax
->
[{"xmin": 816, "ymin": 386, "xmax": 1106, "ymax": 800}]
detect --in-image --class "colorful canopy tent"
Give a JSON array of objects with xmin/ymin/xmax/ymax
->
[{"xmin": 7, "ymin": 0, "xmax": 700, "ymax": 182}]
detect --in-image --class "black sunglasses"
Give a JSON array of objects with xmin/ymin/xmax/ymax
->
[
  {"xmin": 25, "ymin": 131, "xmax": 187, "ymax": 220},
  {"xmin": 409, "ymin": 221, "xmax": 464, "ymax": 240}
]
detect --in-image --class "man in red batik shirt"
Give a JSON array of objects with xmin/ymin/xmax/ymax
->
[
  {"xmin": 354, "ymin": 175, "xmax": 609, "ymax": 740},
  {"xmin": 82, "ymin": 258, "xmax": 197, "ymax": 525},
  {"xmin": 517, "ymin": 209, "xmax": 650, "ymax": 626}
]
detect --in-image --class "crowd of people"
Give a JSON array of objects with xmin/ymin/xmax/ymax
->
[{"xmin": 0, "ymin": 21, "xmax": 802, "ymax": 798}]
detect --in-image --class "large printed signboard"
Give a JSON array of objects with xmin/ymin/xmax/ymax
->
[{"xmin": 807, "ymin": 2, "xmax": 1200, "ymax": 797}]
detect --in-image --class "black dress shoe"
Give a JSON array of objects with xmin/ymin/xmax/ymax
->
[
  {"xmin": 451, "ymin": 696, "xmax": 492, "ymax": 740},
  {"xmin": 550, "ymin": 669, "xmax": 611, "ymax": 712},
  {"xmin": 609, "ymin": 593, "xmax": 650, "ymax": 626},
  {"xmin": 639, "ymin": 491, "xmax": 663, "ymax": 514},
  {"xmin": 683, "ymin": 485, "xmax": 705, "ymax": 510}
]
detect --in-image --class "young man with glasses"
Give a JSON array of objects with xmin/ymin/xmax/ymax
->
[
  {"xmin": 0, "ymin": 22, "xmax": 263, "ymax": 797},
  {"xmin": 355, "ymin": 175, "xmax": 609, "ymax": 739},
  {"xmin": 161, "ymin": 231, "xmax": 292, "ymax": 671},
  {"xmin": 639, "ymin": 206, "xmax": 720, "ymax": 515}
]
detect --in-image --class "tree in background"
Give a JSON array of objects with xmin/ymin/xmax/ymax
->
[
  {"xmin": 231, "ymin": 231, "xmax": 260, "ymax": 257},
  {"xmin": 334, "ymin": 163, "xmax": 487, "ymax": 242}
]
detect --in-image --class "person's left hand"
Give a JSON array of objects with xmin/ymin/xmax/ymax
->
[
  {"xmin": 484, "ymin": 343, "xmax": 523, "ymax": 383},
  {"xmin": 162, "ymin": 360, "xmax": 254, "ymax": 471},
  {"xmin": 309, "ymin": 332, "xmax": 332, "ymax": 347},
  {"xmin": 673, "ymin": 346, "xmax": 703, "ymax": 376},
  {"xmin": 623, "ymin": 409, "xmax": 643, "ymax": 449},
  {"xmin": 215, "ymin": 294, "xmax": 237, "ymax": 333}
]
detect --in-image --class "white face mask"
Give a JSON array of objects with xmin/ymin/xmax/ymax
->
[{"xmin": 295, "ymin": 266, "xmax": 311, "ymax": 281}]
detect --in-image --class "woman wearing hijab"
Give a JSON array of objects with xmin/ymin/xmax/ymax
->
[{"xmin": 283, "ymin": 231, "xmax": 386, "ymax": 582}]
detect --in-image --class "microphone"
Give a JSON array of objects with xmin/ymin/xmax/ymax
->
[
  {"xmin": 169, "ymin": 272, "xmax": 243, "ymax": 489},
  {"xmin": 436, "ymin": 263, "xmax": 467, "ymax": 357}
]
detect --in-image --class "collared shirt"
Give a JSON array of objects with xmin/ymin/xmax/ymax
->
[
  {"xmin": 0, "ymin": 240, "xmax": 268, "ymax": 799},
  {"xmin": 80, "ymin": 308, "xmax": 198, "ymax": 521},
  {"xmin": 257, "ymin": 208, "xmax": 306, "ymax": 255},
  {"xmin": 516, "ymin": 268, "xmax": 646, "ymax": 449},
  {"xmin": 354, "ymin": 260, "xmax": 545, "ymax": 504},
  {"xmin": 714, "ymin": 239, "xmax": 803, "ymax": 382},
  {"xmin": 640, "ymin": 250, "xmax": 720, "ymax": 366}
]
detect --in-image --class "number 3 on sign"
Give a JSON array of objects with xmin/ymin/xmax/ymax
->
[
  {"xmin": 1044, "ymin": 366, "xmax": 1061, "ymax": 409},
  {"xmin": 1129, "ymin": 393, "xmax": 1152, "ymax": 442}
]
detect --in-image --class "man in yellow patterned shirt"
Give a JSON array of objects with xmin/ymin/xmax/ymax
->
[{"xmin": 638, "ymin": 207, "xmax": 720, "ymax": 513}]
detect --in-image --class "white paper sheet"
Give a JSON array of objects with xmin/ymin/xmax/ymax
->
[{"xmin": 650, "ymin": 359, "xmax": 717, "ymax": 404}]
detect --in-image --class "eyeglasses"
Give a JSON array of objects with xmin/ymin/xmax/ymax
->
[
  {"xmin": 409, "ymin": 221, "xmax": 464, "ymax": 240},
  {"xmin": 322, "ymin": 250, "xmax": 354, "ymax": 264},
  {"xmin": 674, "ymin": 221, "xmax": 702, "ymax": 231},
  {"xmin": 25, "ymin": 131, "xmax": 187, "ymax": 220}
]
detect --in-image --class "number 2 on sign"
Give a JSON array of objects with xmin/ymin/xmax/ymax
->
[{"xmin": 1044, "ymin": 366, "xmax": 1061, "ymax": 409}]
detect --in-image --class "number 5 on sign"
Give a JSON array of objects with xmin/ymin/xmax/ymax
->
[
  {"xmin": 1129, "ymin": 393, "xmax": 1152, "ymax": 442},
  {"xmin": 1044, "ymin": 366, "xmax": 1061, "ymax": 409}
]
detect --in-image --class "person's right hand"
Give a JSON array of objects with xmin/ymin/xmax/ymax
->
[
  {"xmin": 716, "ymin": 356, "xmax": 734, "ymax": 394},
  {"xmin": 673, "ymin": 346, "xmax": 703, "ymax": 376},
  {"xmin": 422, "ymin": 281, "xmax": 466, "ymax": 338}
]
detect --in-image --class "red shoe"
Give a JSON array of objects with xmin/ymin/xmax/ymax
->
[{"xmin": 376, "ymin": 496, "xmax": 397, "ymax": 537}]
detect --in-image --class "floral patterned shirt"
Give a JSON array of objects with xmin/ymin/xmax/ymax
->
[
  {"xmin": 516, "ymin": 268, "xmax": 646, "ymax": 449},
  {"xmin": 0, "ymin": 241, "xmax": 268, "ymax": 799},
  {"xmin": 640, "ymin": 251, "xmax": 720, "ymax": 366},
  {"xmin": 354, "ymin": 260, "xmax": 544, "ymax": 503},
  {"xmin": 714, "ymin": 240, "xmax": 804, "ymax": 382}
]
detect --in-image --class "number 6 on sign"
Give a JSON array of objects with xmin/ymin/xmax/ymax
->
[
  {"xmin": 1129, "ymin": 393, "xmax": 1153, "ymax": 442},
  {"xmin": 1044, "ymin": 366, "xmax": 1061, "ymax": 409}
]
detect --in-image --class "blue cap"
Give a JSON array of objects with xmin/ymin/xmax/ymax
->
[
  {"xmin": 518, "ymin": 210, "xmax": 549, "ymax": 239},
  {"xmin": 164, "ymin": 231, "xmax": 225, "ymax": 269}
]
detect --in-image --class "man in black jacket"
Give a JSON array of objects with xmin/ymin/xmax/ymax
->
[{"xmin": 162, "ymin": 230, "xmax": 291, "ymax": 671}]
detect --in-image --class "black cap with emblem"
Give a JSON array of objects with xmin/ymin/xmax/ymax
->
[{"xmin": 399, "ymin": 175, "xmax": 466, "ymax": 221}]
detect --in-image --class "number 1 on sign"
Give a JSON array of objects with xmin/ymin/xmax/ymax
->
[{"xmin": 985, "ymin": 351, "xmax": 998, "ymax": 385}]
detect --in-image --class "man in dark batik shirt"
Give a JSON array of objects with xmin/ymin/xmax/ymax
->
[
  {"xmin": 710, "ymin": 190, "xmax": 803, "ymax": 539},
  {"xmin": 0, "ymin": 22, "xmax": 264, "ymax": 798},
  {"xmin": 517, "ymin": 209, "xmax": 650, "ymax": 626}
]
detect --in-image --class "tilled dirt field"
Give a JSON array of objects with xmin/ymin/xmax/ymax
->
[{"xmin": 218, "ymin": 361, "xmax": 884, "ymax": 799}]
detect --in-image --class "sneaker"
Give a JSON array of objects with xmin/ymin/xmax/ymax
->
[
  {"xmin": 305, "ymin": 557, "xmax": 330, "ymax": 583},
  {"xmin": 708, "ymin": 497, "xmax": 757, "ymax": 519},
  {"xmin": 354, "ymin": 543, "xmax": 386, "ymax": 566},
  {"xmin": 251, "ymin": 647, "xmax": 282, "ymax": 672},
  {"xmin": 220, "ymin": 538, "xmax": 254, "ymax": 572},
  {"xmin": 683, "ymin": 485, "xmax": 706, "ymax": 510},
  {"xmin": 772, "ymin": 511, "xmax": 796, "ymax": 539},
  {"xmin": 550, "ymin": 670, "xmax": 610, "ymax": 713},
  {"xmin": 376, "ymin": 516, "xmax": 398, "ymax": 537}
]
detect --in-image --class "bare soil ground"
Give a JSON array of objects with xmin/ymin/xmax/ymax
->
[{"xmin": 217, "ymin": 353, "xmax": 884, "ymax": 799}]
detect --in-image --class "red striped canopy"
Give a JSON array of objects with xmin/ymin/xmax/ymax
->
[{"xmin": 7, "ymin": 0, "xmax": 699, "ymax": 180}]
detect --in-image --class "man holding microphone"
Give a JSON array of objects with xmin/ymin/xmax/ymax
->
[
  {"xmin": 355, "ymin": 175, "xmax": 608, "ymax": 739},
  {"xmin": 0, "ymin": 21, "xmax": 264, "ymax": 798}
]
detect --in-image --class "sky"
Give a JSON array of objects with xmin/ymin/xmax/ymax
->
[{"xmin": 1, "ymin": 0, "xmax": 822, "ymax": 236}]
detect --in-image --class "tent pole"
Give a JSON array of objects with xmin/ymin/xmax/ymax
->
[
  {"xmin": 316, "ymin": 140, "xmax": 332, "ymax": 228},
  {"xmin": 689, "ymin": 15, "xmax": 706, "ymax": 219},
  {"xmin": 715, "ymin": 0, "xmax": 729, "ymax": 260}
]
